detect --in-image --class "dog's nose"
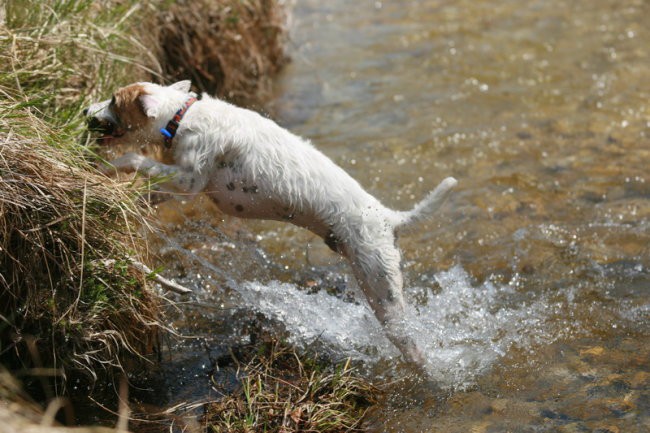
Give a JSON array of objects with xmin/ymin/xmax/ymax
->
[
  {"xmin": 86, "ymin": 117, "xmax": 103, "ymax": 131},
  {"xmin": 82, "ymin": 108, "xmax": 89, "ymax": 116}
]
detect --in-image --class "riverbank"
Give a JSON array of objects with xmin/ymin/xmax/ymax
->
[{"xmin": 0, "ymin": 1, "xmax": 367, "ymax": 432}]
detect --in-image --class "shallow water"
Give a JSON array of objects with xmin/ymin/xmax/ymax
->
[{"xmin": 145, "ymin": 0, "xmax": 648, "ymax": 431}]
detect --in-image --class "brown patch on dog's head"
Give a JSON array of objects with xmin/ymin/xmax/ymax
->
[
  {"xmin": 97, "ymin": 84, "xmax": 170, "ymax": 165},
  {"xmin": 111, "ymin": 83, "xmax": 150, "ymax": 132}
]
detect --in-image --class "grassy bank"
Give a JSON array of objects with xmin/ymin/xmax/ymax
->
[
  {"xmin": 1, "ymin": 1, "xmax": 376, "ymax": 432},
  {"xmin": 1, "ymin": 0, "xmax": 161, "ymax": 383},
  {"xmin": 0, "ymin": 98, "xmax": 162, "ymax": 379},
  {"xmin": 0, "ymin": 0, "xmax": 286, "ymax": 430}
]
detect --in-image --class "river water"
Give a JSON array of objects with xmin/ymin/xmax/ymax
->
[{"xmin": 147, "ymin": 0, "xmax": 649, "ymax": 431}]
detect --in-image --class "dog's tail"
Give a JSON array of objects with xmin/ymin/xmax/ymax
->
[{"xmin": 391, "ymin": 176, "xmax": 457, "ymax": 233}]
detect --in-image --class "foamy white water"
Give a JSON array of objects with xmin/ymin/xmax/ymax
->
[
  {"xmin": 237, "ymin": 264, "xmax": 562, "ymax": 389},
  {"xmin": 239, "ymin": 279, "xmax": 398, "ymax": 360}
]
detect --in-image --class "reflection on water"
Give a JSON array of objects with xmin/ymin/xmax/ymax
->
[{"xmin": 149, "ymin": 0, "xmax": 648, "ymax": 430}]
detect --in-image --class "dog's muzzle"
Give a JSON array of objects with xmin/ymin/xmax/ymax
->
[
  {"xmin": 84, "ymin": 103, "xmax": 124, "ymax": 144},
  {"xmin": 86, "ymin": 116, "xmax": 115, "ymax": 135}
]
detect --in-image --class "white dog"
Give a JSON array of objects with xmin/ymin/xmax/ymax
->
[{"xmin": 85, "ymin": 80, "xmax": 457, "ymax": 368}]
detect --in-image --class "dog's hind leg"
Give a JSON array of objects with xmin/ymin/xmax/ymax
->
[{"xmin": 348, "ymin": 244, "xmax": 426, "ymax": 367}]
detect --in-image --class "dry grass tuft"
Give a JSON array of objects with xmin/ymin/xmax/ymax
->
[
  {"xmin": 0, "ymin": 365, "xmax": 119, "ymax": 432},
  {"xmin": 205, "ymin": 341, "xmax": 378, "ymax": 433},
  {"xmin": 0, "ymin": 99, "xmax": 163, "ymax": 379},
  {"xmin": 156, "ymin": 0, "xmax": 288, "ymax": 105},
  {"xmin": 0, "ymin": 0, "xmax": 170, "ymax": 384},
  {"xmin": 1, "ymin": 0, "xmax": 161, "ymax": 118}
]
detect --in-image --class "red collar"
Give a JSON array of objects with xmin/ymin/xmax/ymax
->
[{"xmin": 160, "ymin": 97, "xmax": 197, "ymax": 148}]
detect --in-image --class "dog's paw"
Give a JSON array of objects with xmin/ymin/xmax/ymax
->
[
  {"xmin": 105, "ymin": 152, "xmax": 147, "ymax": 174},
  {"xmin": 96, "ymin": 161, "xmax": 118, "ymax": 176}
]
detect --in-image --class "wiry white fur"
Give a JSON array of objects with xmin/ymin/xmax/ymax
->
[{"xmin": 87, "ymin": 81, "xmax": 457, "ymax": 369}]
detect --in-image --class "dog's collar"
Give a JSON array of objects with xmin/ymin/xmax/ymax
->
[{"xmin": 160, "ymin": 96, "xmax": 197, "ymax": 148}]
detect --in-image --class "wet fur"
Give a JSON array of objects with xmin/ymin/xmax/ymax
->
[{"xmin": 86, "ymin": 81, "xmax": 457, "ymax": 368}]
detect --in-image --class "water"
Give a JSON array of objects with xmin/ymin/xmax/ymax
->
[
  {"xmin": 236, "ymin": 265, "xmax": 568, "ymax": 390},
  {"xmin": 146, "ymin": 0, "xmax": 649, "ymax": 430}
]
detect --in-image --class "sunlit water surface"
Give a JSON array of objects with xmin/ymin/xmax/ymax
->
[{"xmin": 141, "ymin": 0, "xmax": 648, "ymax": 431}]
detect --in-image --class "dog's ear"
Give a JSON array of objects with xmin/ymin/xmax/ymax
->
[
  {"xmin": 169, "ymin": 80, "xmax": 192, "ymax": 93},
  {"xmin": 139, "ymin": 93, "xmax": 160, "ymax": 118}
]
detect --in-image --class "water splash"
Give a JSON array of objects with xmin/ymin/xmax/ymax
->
[
  {"xmin": 239, "ymin": 279, "xmax": 398, "ymax": 361},
  {"xmin": 406, "ymin": 266, "xmax": 548, "ymax": 387},
  {"xmin": 237, "ymin": 265, "xmax": 563, "ymax": 389}
]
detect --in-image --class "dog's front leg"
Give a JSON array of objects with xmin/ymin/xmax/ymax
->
[{"xmin": 103, "ymin": 152, "xmax": 205, "ymax": 194}]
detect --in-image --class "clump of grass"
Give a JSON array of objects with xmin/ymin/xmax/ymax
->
[
  {"xmin": 156, "ymin": 0, "xmax": 288, "ymax": 105},
  {"xmin": 205, "ymin": 341, "xmax": 378, "ymax": 433},
  {"xmin": 0, "ymin": 98, "xmax": 162, "ymax": 379},
  {"xmin": 0, "ymin": 0, "xmax": 167, "ymax": 383},
  {"xmin": 1, "ymin": 0, "xmax": 161, "ymax": 120}
]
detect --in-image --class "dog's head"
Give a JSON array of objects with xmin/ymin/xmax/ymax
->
[{"xmin": 84, "ymin": 80, "xmax": 193, "ymax": 146}]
